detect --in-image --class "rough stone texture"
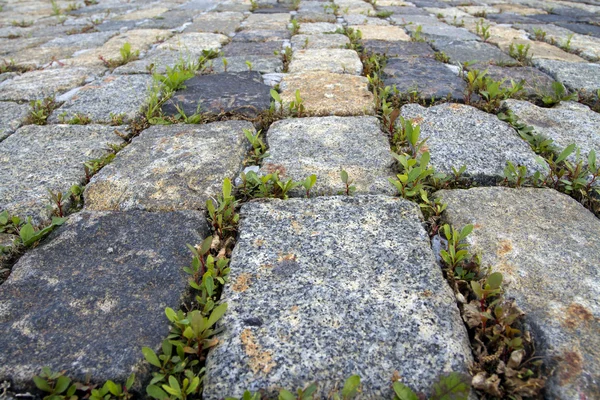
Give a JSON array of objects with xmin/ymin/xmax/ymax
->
[
  {"xmin": 232, "ymin": 29, "xmax": 290, "ymax": 42},
  {"xmin": 532, "ymin": 59, "xmax": 600, "ymax": 94},
  {"xmin": 260, "ymin": 116, "xmax": 395, "ymax": 196},
  {"xmin": 297, "ymin": 22, "xmax": 342, "ymax": 34},
  {"xmin": 112, "ymin": 49, "xmax": 189, "ymax": 75},
  {"xmin": 296, "ymin": 12, "xmax": 337, "ymax": 23},
  {"xmin": 84, "ymin": 121, "xmax": 251, "ymax": 212},
  {"xmin": 431, "ymin": 40, "xmax": 516, "ymax": 65},
  {"xmin": 280, "ymin": 72, "xmax": 375, "ymax": 116},
  {"xmin": 162, "ymin": 72, "xmax": 271, "ymax": 118},
  {"xmin": 50, "ymin": 75, "xmax": 153, "ymax": 124},
  {"xmin": 290, "ymin": 34, "xmax": 350, "ymax": 50},
  {"xmin": 221, "ymin": 41, "xmax": 284, "ymax": 56},
  {"xmin": 0, "ymin": 67, "xmax": 99, "ymax": 101},
  {"xmin": 208, "ymin": 56, "xmax": 283, "ymax": 73},
  {"xmin": 504, "ymin": 100, "xmax": 600, "ymax": 161},
  {"xmin": 472, "ymin": 65, "xmax": 555, "ymax": 99},
  {"xmin": 0, "ymin": 102, "xmax": 29, "ymax": 141},
  {"xmin": 383, "ymin": 57, "xmax": 467, "ymax": 101},
  {"xmin": 405, "ymin": 23, "xmax": 480, "ymax": 42},
  {"xmin": 185, "ymin": 11, "xmax": 245, "ymax": 35},
  {"xmin": 203, "ymin": 196, "xmax": 472, "ymax": 398},
  {"xmin": 288, "ymin": 49, "xmax": 363, "ymax": 75},
  {"xmin": 40, "ymin": 31, "xmax": 118, "ymax": 52},
  {"xmin": 0, "ymin": 125, "xmax": 124, "ymax": 224},
  {"xmin": 435, "ymin": 187, "xmax": 600, "ymax": 400},
  {"xmin": 363, "ymin": 40, "xmax": 435, "ymax": 58},
  {"xmin": 345, "ymin": 15, "xmax": 390, "ymax": 26},
  {"xmin": 493, "ymin": 38, "xmax": 586, "ymax": 63},
  {"xmin": 400, "ymin": 103, "xmax": 546, "ymax": 183},
  {"xmin": 351, "ymin": 25, "xmax": 411, "ymax": 41},
  {"xmin": 70, "ymin": 29, "xmax": 172, "ymax": 67},
  {"xmin": 242, "ymin": 13, "xmax": 290, "ymax": 30},
  {"xmin": 155, "ymin": 32, "xmax": 230, "ymax": 54},
  {"xmin": 115, "ymin": 7, "xmax": 170, "ymax": 21},
  {"xmin": 0, "ymin": 210, "xmax": 208, "ymax": 389}
]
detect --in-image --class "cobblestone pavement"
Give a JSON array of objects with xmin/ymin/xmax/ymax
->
[{"xmin": 0, "ymin": 0, "xmax": 599, "ymax": 399}]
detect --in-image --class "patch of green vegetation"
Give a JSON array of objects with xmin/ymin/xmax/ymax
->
[
  {"xmin": 27, "ymin": 97, "xmax": 58, "ymax": 125},
  {"xmin": 434, "ymin": 51, "xmax": 450, "ymax": 63},
  {"xmin": 0, "ymin": 210, "xmax": 66, "ymax": 253},
  {"xmin": 475, "ymin": 19, "xmax": 490, "ymax": 42},
  {"xmin": 58, "ymin": 112, "xmax": 92, "ymax": 125},
  {"xmin": 541, "ymin": 81, "xmax": 578, "ymax": 106},
  {"xmin": 376, "ymin": 10, "xmax": 392, "ymax": 19},
  {"xmin": 11, "ymin": 19, "xmax": 33, "ymax": 27},
  {"xmin": 508, "ymin": 42, "xmax": 531, "ymax": 65},
  {"xmin": 99, "ymin": 42, "xmax": 140, "ymax": 69},
  {"xmin": 289, "ymin": 18, "xmax": 300, "ymax": 35},
  {"xmin": 532, "ymin": 27, "xmax": 546, "ymax": 41},
  {"xmin": 339, "ymin": 169, "xmax": 356, "ymax": 195},
  {"xmin": 412, "ymin": 25, "xmax": 425, "ymax": 42},
  {"xmin": 464, "ymin": 69, "xmax": 524, "ymax": 112}
]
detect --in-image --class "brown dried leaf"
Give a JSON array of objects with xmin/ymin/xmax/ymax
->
[
  {"xmin": 463, "ymin": 301, "xmax": 482, "ymax": 328},
  {"xmin": 472, "ymin": 372, "xmax": 503, "ymax": 397}
]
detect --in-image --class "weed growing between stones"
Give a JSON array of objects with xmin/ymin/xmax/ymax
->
[
  {"xmin": 499, "ymin": 110, "xmax": 600, "ymax": 216},
  {"xmin": 289, "ymin": 18, "xmax": 300, "ymax": 35},
  {"xmin": 475, "ymin": 19, "xmax": 491, "ymax": 42},
  {"xmin": 10, "ymin": 19, "xmax": 33, "ymax": 27},
  {"xmin": 532, "ymin": 28, "xmax": 546, "ymax": 42},
  {"xmin": 0, "ymin": 59, "xmax": 33, "ymax": 74},
  {"xmin": 58, "ymin": 112, "xmax": 92, "ymax": 125},
  {"xmin": 434, "ymin": 51, "xmax": 450, "ymax": 63},
  {"xmin": 540, "ymin": 81, "xmax": 578, "ymax": 106},
  {"xmin": 508, "ymin": 43, "xmax": 532, "ymax": 66},
  {"xmin": 339, "ymin": 169, "xmax": 356, "ymax": 195},
  {"xmin": 579, "ymin": 89, "xmax": 600, "ymax": 113},
  {"xmin": 99, "ymin": 42, "xmax": 139, "ymax": 69},
  {"xmin": 27, "ymin": 97, "xmax": 59, "ymax": 125},
  {"xmin": 244, "ymin": 128, "xmax": 268, "ymax": 164},
  {"xmin": 463, "ymin": 69, "xmax": 525, "ymax": 112},
  {"xmin": 412, "ymin": 25, "xmax": 425, "ymax": 43}
]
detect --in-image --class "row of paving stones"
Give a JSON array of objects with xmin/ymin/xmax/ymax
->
[{"xmin": 0, "ymin": 0, "xmax": 599, "ymax": 399}]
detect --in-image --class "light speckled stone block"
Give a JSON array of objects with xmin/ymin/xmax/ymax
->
[
  {"xmin": 352, "ymin": 25, "xmax": 411, "ymax": 41},
  {"xmin": 504, "ymin": 100, "xmax": 600, "ymax": 161},
  {"xmin": 242, "ymin": 13, "xmax": 290, "ymax": 30},
  {"xmin": 435, "ymin": 187, "xmax": 600, "ymax": 400},
  {"xmin": 0, "ymin": 210, "xmax": 208, "ymax": 390},
  {"xmin": 290, "ymin": 34, "xmax": 350, "ymax": 50},
  {"xmin": 280, "ymin": 72, "xmax": 374, "ymax": 116},
  {"xmin": 84, "ymin": 121, "xmax": 251, "ymax": 212},
  {"xmin": 260, "ymin": 116, "xmax": 395, "ymax": 196},
  {"xmin": 532, "ymin": 59, "xmax": 600, "ymax": 94},
  {"xmin": 0, "ymin": 102, "xmax": 29, "ymax": 141},
  {"xmin": 0, "ymin": 125, "xmax": 125, "ymax": 224},
  {"xmin": 203, "ymin": 195, "xmax": 472, "ymax": 398},
  {"xmin": 298, "ymin": 22, "xmax": 342, "ymax": 34},
  {"xmin": 289, "ymin": 49, "xmax": 362, "ymax": 74},
  {"xmin": 50, "ymin": 74, "xmax": 153, "ymax": 124},
  {"xmin": 400, "ymin": 103, "xmax": 546, "ymax": 184},
  {"xmin": 0, "ymin": 67, "xmax": 99, "ymax": 101}
]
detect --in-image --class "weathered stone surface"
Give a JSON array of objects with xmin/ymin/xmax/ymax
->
[
  {"xmin": 0, "ymin": 125, "xmax": 124, "ymax": 224},
  {"xmin": 115, "ymin": 7, "xmax": 170, "ymax": 21},
  {"xmin": 297, "ymin": 22, "xmax": 342, "ymax": 34},
  {"xmin": 203, "ymin": 196, "xmax": 472, "ymax": 398},
  {"xmin": 50, "ymin": 75, "xmax": 153, "ymax": 124},
  {"xmin": 70, "ymin": 29, "xmax": 172, "ymax": 67},
  {"xmin": 405, "ymin": 22, "xmax": 480, "ymax": 41},
  {"xmin": 400, "ymin": 103, "xmax": 545, "ymax": 183},
  {"xmin": 0, "ymin": 210, "xmax": 208, "ymax": 389},
  {"xmin": 435, "ymin": 187, "xmax": 600, "ymax": 400},
  {"xmin": 296, "ymin": 11, "xmax": 337, "ymax": 23},
  {"xmin": 493, "ymin": 38, "xmax": 585, "ymax": 62},
  {"xmin": 532, "ymin": 59, "xmax": 600, "ymax": 94},
  {"xmin": 555, "ymin": 22, "xmax": 600, "ymax": 38},
  {"xmin": 242, "ymin": 13, "xmax": 290, "ymax": 30},
  {"xmin": 432, "ymin": 40, "xmax": 516, "ymax": 65},
  {"xmin": 280, "ymin": 72, "xmax": 375, "ymax": 116},
  {"xmin": 474, "ymin": 65, "xmax": 555, "ymax": 99},
  {"xmin": 391, "ymin": 14, "xmax": 442, "ymax": 26},
  {"xmin": 260, "ymin": 116, "xmax": 395, "ymax": 196},
  {"xmin": 504, "ymin": 100, "xmax": 600, "ymax": 160},
  {"xmin": 40, "ymin": 31, "xmax": 118, "ymax": 52},
  {"xmin": 137, "ymin": 10, "xmax": 195, "ymax": 30},
  {"xmin": 289, "ymin": 49, "xmax": 362, "ymax": 74},
  {"xmin": 232, "ymin": 29, "xmax": 290, "ymax": 42},
  {"xmin": 345, "ymin": 15, "xmax": 390, "ymax": 26},
  {"xmin": 156, "ymin": 32, "xmax": 230, "ymax": 53},
  {"xmin": 496, "ymin": 4, "xmax": 547, "ymax": 15},
  {"xmin": 85, "ymin": 121, "xmax": 251, "ymax": 212},
  {"xmin": 290, "ymin": 33, "xmax": 350, "ymax": 50},
  {"xmin": 516, "ymin": 23, "xmax": 600, "ymax": 61},
  {"xmin": 162, "ymin": 72, "xmax": 271, "ymax": 118},
  {"xmin": 363, "ymin": 40, "xmax": 435, "ymax": 58},
  {"xmin": 352, "ymin": 25, "xmax": 411, "ymax": 41},
  {"xmin": 221, "ymin": 41, "xmax": 284, "ymax": 56},
  {"xmin": 208, "ymin": 55, "xmax": 283, "ymax": 73},
  {"xmin": 0, "ymin": 67, "xmax": 99, "ymax": 101},
  {"xmin": 185, "ymin": 11, "xmax": 245, "ymax": 35},
  {"xmin": 383, "ymin": 57, "xmax": 467, "ymax": 101},
  {"xmin": 0, "ymin": 102, "xmax": 29, "ymax": 141}
]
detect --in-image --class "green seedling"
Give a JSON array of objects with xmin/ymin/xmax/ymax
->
[
  {"xmin": 301, "ymin": 174, "xmax": 317, "ymax": 198},
  {"xmin": 475, "ymin": 19, "xmax": 490, "ymax": 41},
  {"xmin": 239, "ymin": 170, "xmax": 300, "ymax": 200},
  {"xmin": 532, "ymin": 27, "xmax": 546, "ymax": 41},
  {"xmin": 434, "ymin": 51, "xmax": 449, "ymax": 63},
  {"xmin": 244, "ymin": 129, "xmax": 268, "ymax": 164},
  {"xmin": 99, "ymin": 42, "xmax": 139, "ymax": 68},
  {"xmin": 288, "ymin": 89, "xmax": 305, "ymax": 117},
  {"xmin": 388, "ymin": 152, "xmax": 434, "ymax": 200},
  {"xmin": 289, "ymin": 18, "xmax": 300, "ymax": 35},
  {"xmin": 33, "ymin": 367, "xmax": 77, "ymax": 400},
  {"xmin": 207, "ymin": 178, "xmax": 238, "ymax": 241},
  {"xmin": 541, "ymin": 81, "xmax": 578, "ymax": 106},
  {"xmin": 28, "ymin": 97, "xmax": 57, "ymax": 125},
  {"xmin": 11, "ymin": 19, "xmax": 33, "ymax": 27},
  {"xmin": 51, "ymin": 0, "xmax": 62, "ymax": 15},
  {"xmin": 508, "ymin": 42, "xmax": 531, "ymax": 65},
  {"xmin": 340, "ymin": 169, "xmax": 356, "ymax": 196},
  {"xmin": 89, "ymin": 374, "xmax": 135, "ymax": 400},
  {"xmin": 393, "ymin": 372, "xmax": 470, "ymax": 400}
]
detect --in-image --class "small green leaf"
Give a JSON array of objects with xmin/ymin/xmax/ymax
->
[
  {"xmin": 341, "ymin": 375, "xmax": 360, "ymax": 398},
  {"xmin": 278, "ymin": 390, "xmax": 296, "ymax": 400},
  {"xmin": 33, "ymin": 376, "xmax": 53, "ymax": 393},
  {"xmin": 142, "ymin": 347, "xmax": 161, "ymax": 367},
  {"xmin": 392, "ymin": 382, "xmax": 419, "ymax": 400},
  {"xmin": 54, "ymin": 376, "xmax": 71, "ymax": 394},
  {"xmin": 147, "ymin": 385, "xmax": 169, "ymax": 400},
  {"xmin": 207, "ymin": 302, "xmax": 228, "ymax": 329},
  {"xmin": 487, "ymin": 272, "xmax": 503, "ymax": 290},
  {"xmin": 126, "ymin": 373, "xmax": 135, "ymax": 390}
]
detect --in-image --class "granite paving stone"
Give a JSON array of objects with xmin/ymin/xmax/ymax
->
[
  {"xmin": 297, "ymin": 22, "xmax": 343, "ymax": 34},
  {"xmin": 184, "ymin": 11, "xmax": 245, "ymax": 35},
  {"xmin": 474, "ymin": 65, "xmax": 555, "ymax": 99},
  {"xmin": 0, "ymin": 67, "xmax": 100, "ymax": 102},
  {"xmin": 352, "ymin": 25, "xmax": 411, "ymax": 41},
  {"xmin": 155, "ymin": 32, "xmax": 230, "ymax": 53},
  {"xmin": 279, "ymin": 72, "xmax": 375, "ymax": 116},
  {"xmin": 531, "ymin": 59, "xmax": 600, "ymax": 94},
  {"xmin": 208, "ymin": 55, "xmax": 283, "ymax": 74},
  {"xmin": 137, "ymin": 10, "xmax": 196, "ymax": 30},
  {"xmin": 493, "ymin": 38, "xmax": 586, "ymax": 63},
  {"xmin": 435, "ymin": 187, "xmax": 600, "ymax": 400},
  {"xmin": 290, "ymin": 33, "xmax": 350, "ymax": 50},
  {"xmin": 241, "ymin": 13, "xmax": 290, "ymax": 31},
  {"xmin": 344, "ymin": 15, "xmax": 390, "ymax": 26},
  {"xmin": 221, "ymin": 41, "xmax": 284, "ymax": 56},
  {"xmin": 0, "ymin": 102, "xmax": 30, "ymax": 141},
  {"xmin": 431, "ymin": 40, "xmax": 517, "ymax": 65},
  {"xmin": 232, "ymin": 29, "xmax": 290, "ymax": 42},
  {"xmin": 405, "ymin": 23, "xmax": 481, "ymax": 42},
  {"xmin": 162, "ymin": 72, "xmax": 271, "ymax": 118},
  {"xmin": 363, "ymin": 40, "xmax": 435, "ymax": 58},
  {"xmin": 390, "ymin": 14, "xmax": 443, "ymax": 26},
  {"xmin": 85, "ymin": 121, "xmax": 251, "ymax": 212},
  {"xmin": 0, "ymin": 125, "xmax": 125, "ymax": 224},
  {"xmin": 295, "ymin": 12, "xmax": 337, "ymax": 23},
  {"xmin": 203, "ymin": 196, "xmax": 472, "ymax": 398},
  {"xmin": 383, "ymin": 57, "xmax": 467, "ymax": 101},
  {"xmin": 400, "ymin": 103, "xmax": 546, "ymax": 184},
  {"xmin": 504, "ymin": 100, "xmax": 600, "ymax": 161},
  {"xmin": 260, "ymin": 116, "xmax": 395, "ymax": 196},
  {"xmin": 0, "ymin": 210, "xmax": 208, "ymax": 389},
  {"xmin": 50, "ymin": 74, "xmax": 153, "ymax": 124},
  {"xmin": 288, "ymin": 49, "xmax": 363, "ymax": 75}
]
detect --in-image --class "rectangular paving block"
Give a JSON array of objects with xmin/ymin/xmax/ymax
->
[
  {"xmin": 0, "ymin": 101, "xmax": 29, "ymax": 141},
  {"xmin": 435, "ymin": 187, "xmax": 600, "ymax": 400},
  {"xmin": 260, "ymin": 116, "xmax": 395, "ymax": 196},
  {"xmin": 400, "ymin": 103, "xmax": 546, "ymax": 184},
  {"xmin": 532, "ymin": 59, "xmax": 600, "ymax": 94},
  {"xmin": 49, "ymin": 74, "xmax": 153, "ymax": 124},
  {"xmin": 288, "ymin": 49, "xmax": 363, "ymax": 75},
  {"xmin": 279, "ymin": 72, "xmax": 375, "ymax": 116},
  {"xmin": 0, "ymin": 210, "xmax": 208, "ymax": 389},
  {"xmin": 0, "ymin": 124, "xmax": 125, "ymax": 224},
  {"xmin": 84, "ymin": 120, "xmax": 252, "ymax": 212},
  {"xmin": 203, "ymin": 196, "xmax": 472, "ymax": 398}
]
